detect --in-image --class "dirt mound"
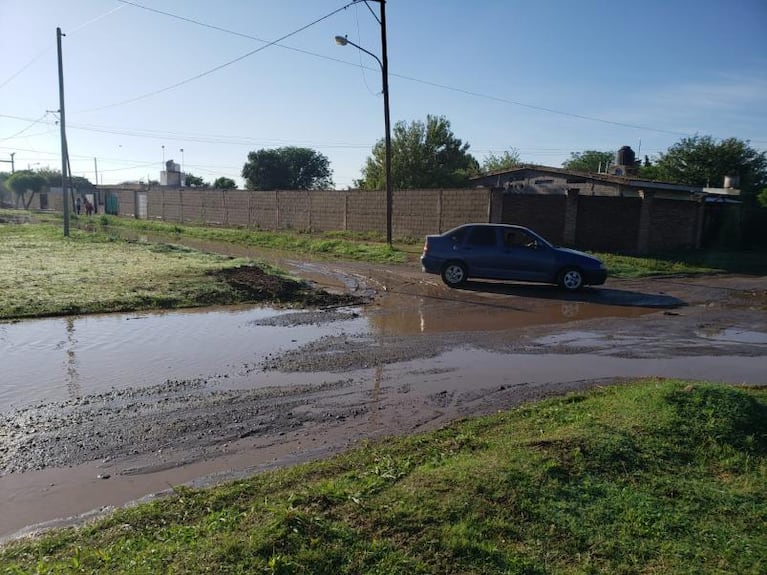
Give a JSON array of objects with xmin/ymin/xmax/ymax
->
[{"xmin": 212, "ymin": 265, "xmax": 365, "ymax": 308}]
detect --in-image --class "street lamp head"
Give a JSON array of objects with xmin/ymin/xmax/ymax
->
[{"xmin": 334, "ymin": 35, "xmax": 348, "ymax": 46}]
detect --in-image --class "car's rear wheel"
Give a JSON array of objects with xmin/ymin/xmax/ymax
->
[
  {"xmin": 441, "ymin": 261, "xmax": 467, "ymax": 287},
  {"xmin": 558, "ymin": 267, "xmax": 584, "ymax": 291}
]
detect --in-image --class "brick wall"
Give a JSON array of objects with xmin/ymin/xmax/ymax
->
[
  {"xmin": 500, "ymin": 194, "xmax": 567, "ymax": 244},
  {"xmin": 576, "ymin": 196, "xmax": 642, "ymax": 251},
  {"xmin": 648, "ymin": 198, "xmax": 700, "ymax": 251}
]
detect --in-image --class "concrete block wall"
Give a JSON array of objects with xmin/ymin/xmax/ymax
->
[
  {"xmin": 307, "ymin": 191, "xmax": 346, "ymax": 231},
  {"xmin": 439, "ymin": 189, "xmax": 491, "ymax": 232},
  {"xmin": 224, "ymin": 191, "xmax": 251, "ymax": 227},
  {"xmin": 250, "ymin": 191, "xmax": 278, "ymax": 229},
  {"xmin": 346, "ymin": 190, "xmax": 386, "ymax": 234},
  {"xmin": 76, "ymin": 185, "xmax": 703, "ymax": 253},
  {"xmin": 276, "ymin": 191, "xmax": 310, "ymax": 231},
  {"xmin": 393, "ymin": 189, "xmax": 440, "ymax": 239}
]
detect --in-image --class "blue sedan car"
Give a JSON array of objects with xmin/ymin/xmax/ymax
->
[{"xmin": 421, "ymin": 223, "xmax": 607, "ymax": 291}]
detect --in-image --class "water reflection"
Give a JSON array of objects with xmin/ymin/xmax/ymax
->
[
  {"xmin": 0, "ymin": 307, "xmax": 369, "ymax": 410},
  {"xmin": 368, "ymin": 292, "xmax": 653, "ymax": 335},
  {"xmin": 65, "ymin": 317, "xmax": 81, "ymax": 400}
]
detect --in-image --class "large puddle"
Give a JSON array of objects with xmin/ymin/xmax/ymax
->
[{"xmin": 0, "ymin": 306, "xmax": 368, "ymax": 410}]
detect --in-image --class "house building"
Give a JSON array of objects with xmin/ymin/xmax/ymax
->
[{"xmin": 471, "ymin": 155, "xmax": 740, "ymax": 254}]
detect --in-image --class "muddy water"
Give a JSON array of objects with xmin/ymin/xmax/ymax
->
[
  {"xmin": 0, "ymin": 292, "xmax": 658, "ymax": 409},
  {"xmin": 0, "ymin": 306, "xmax": 368, "ymax": 410}
]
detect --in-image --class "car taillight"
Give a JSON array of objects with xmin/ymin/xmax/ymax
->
[{"xmin": 423, "ymin": 242, "xmax": 428, "ymax": 253}]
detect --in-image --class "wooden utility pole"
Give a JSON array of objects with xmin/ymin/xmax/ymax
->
[{"xmin": 57, "ymin": 27, "xmax": 69, "ymax": 236}]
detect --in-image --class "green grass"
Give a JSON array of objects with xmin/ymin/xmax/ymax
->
[
  {"xmin": 0, "ymin": 222, "xmax": 286, "ymax": 319},
  {"xmin": 2, "ymin": 379, "xmax": 766, "ymax": 574},
  {"xmin": 91, "ymin": 215, "xmax": 406, "ymax": 264},
  {"xmin": 598, "ymin": 250, "xmax": 767, "ymax": 278},
  {"xmin": 37, "ymin": 211, "xmax": 766, "ymax": 276}
]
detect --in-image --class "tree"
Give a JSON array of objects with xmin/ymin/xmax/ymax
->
[
  {"xmin": 650, "ymin": 136, "xmax": 767, "ymax": 248},
  {"xmin": 357, "ymin": 115, "xmax": 479, "ymax": 190},
  {"xmin": 562, "ymin": 150, "xmax": 614, "ymax": 173},
  {"xmin": 6, "ymin": 171, "xmax": 46, "ymax": 208},
  {"xmin": 36, "ymin": 168, "xmax": 95, "ymax": 192},
  {"xmin": 242, "ymin": 147, "xmax": 333, "ymax": 190},
  {"xmin": 184, "ymin": 173, "xmax": 208, "ymax": 188},
  {"xmin": 0, "ymin": 172, "xmax": 10, "ymax": 206},
  {"xmin": 213, "ymin": 177, "xmax": 236, "ymax": 190},
  {"xmin": 649, "ymin": 136, "xmax": 767, "ymax": 195},
  {"xmin": 481, "ymin": 149, "xmax": 522, "ymax": 173}
]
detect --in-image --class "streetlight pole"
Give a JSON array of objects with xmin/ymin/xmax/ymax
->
[{"xmin": 335, "ymin": 0, "xmax": 392, "ymax": 245}]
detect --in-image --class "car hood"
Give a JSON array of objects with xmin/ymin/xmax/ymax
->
[{"xmin": 554, "ymin": 246, "xmax": 602, "ymax": 264}]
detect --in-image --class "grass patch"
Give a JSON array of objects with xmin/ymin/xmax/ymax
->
[
  {"xmin": 91, "ymin": 215, "xmax": 406, "ymax": 264},
  {"xmin": 2, "ymin": 379, "xmax": 766, "ymax": 573},
  {"xmin": 0, "ymin": 222, "xmax": 350, "ymax": 319}
]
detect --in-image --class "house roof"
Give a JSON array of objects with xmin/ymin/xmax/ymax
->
[{"xmin": 470, "ymin": 164, "xmax": 740, "ymax": 197}]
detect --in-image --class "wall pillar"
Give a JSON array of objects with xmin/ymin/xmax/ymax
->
[
  {"xmin": 693, "ymin": 197, "xmax": 705, "ymax": 248},
  {"xmin": 563, "ymin": 188, "xmax": 579, "ymax": 245},
  {"xmin": 637, "ymin": 190, "xmax": 655, "ymax": 254},
  {"xmin": 488, "ymin": 189, "xmax": 504, "ymax": 223}
]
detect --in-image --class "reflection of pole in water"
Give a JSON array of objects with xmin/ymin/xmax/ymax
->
[
  {"xmin": 370, "ymin": 363, "xmax": 383, "ymax": 425},
  {"xmin": 65, "ymin": 317, "xmax": 81, "ymax": 399}
]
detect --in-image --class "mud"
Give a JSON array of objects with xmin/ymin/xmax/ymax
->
[{"xmin": 2, "ymin": 250, "xmax": 766, "ymax": 542}]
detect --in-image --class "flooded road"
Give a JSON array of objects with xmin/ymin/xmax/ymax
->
[{"xmin": 2, "ymin": 240, "xmax": 766, "ymax": 541}]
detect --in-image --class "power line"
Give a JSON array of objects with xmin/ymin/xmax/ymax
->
[
  {"xmin": 84, "ymin": 1, "xmax": 762, "ymax": 143},
  {"xmin": 0, "ymin": 113, "xmax": 50, "ymax": 142},
  {"xmin": 81, "ymin": 1, "xmax": 360, "ymax": 112},
  {"xmin": 0, "ymin": 6, "xmax": 125, "ymax": 92},
  {"xmin": 0, "ymin": 113, "xmax": 372, "ymax": 149}
]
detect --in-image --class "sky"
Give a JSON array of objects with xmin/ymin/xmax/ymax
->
[{"xmin": 1, "ymin": 0, "xmax": 766, "ymax": 189}]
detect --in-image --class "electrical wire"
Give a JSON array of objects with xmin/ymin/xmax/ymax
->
[
  {"xmin": 0, "ymin": 113, "xmax": 50, "ymax": 142},
  {"xmin": 89, "ymin": 1, "xmax": 758, "ymax": 142},
  {"xmin": 81, "ymin": 1, "xmax": 360, "ymax": 112},
  {"xmin": 0, "ymin": 5, "xmax": 125, "ymax": 92}
]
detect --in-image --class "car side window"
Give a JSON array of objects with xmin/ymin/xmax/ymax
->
[
  {"xmin": 466, "ymin": 226, "xmax": 498, "ymax": 247},
  {"xmin": 505, "ymin": 230, "xmax": 536, "ymax": 248}
]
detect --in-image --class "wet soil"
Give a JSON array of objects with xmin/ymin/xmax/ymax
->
[
  {"xmin": 212, "ymin": 265, "xmax": 363, "ymax": 308},
  {"xmin": 2, "ymin": 252, "xmax": 766, "ymax": 542}
]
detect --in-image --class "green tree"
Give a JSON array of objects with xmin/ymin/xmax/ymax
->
[
  {"xmin": 213, "ymin": 177, "xmax": 236, "ymax": 190},
  {"xmin": 357, "ymin": 115, "xmax": 479, "ymax": 190},
  {"xmin": 651, "ymin": 136, "xmax": 767, "ymax": 248},
  {"xmin": 650, "ymin": 136, "xmax": 767, "ymax": 195},
  {"xmin": 562, "ymin": 150, "xmax": 614, "ymax": 173},
  {"xmin": 6, "ymin": 171, "xmax": 46, "ymax": 208},
  {"xmin": 481, "ymin": 149, "xmax": 522, "ymax": 173},
  {"xmin": 36, "ymin": 168, "xmax": 95, "ymax": 192},
  {"xmin": 758, "ymin": 188, "xmax": 767, "ymax": 208},
  {"xmin": 0, "ymin": 172, "xmax": 10, "ymax": 206},
  {"xmin": 184, "ymin": 173, "xmax": 208, "ymax": 188},
  {"xmin": 242, "ymin": 147, "xmax": 333, "ymax": 190}
]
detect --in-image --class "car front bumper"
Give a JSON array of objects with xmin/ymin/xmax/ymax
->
[{"xmin": 584, "ymin": 268, "xmax": 608, "ymax": 286}]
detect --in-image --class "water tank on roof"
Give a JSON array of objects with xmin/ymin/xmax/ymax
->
[
  {"xmin": 724, "ymin": 175, "xmax": 740, "ymax": 189},
  {"xmin": 616, "ymin": 146, "xmax": 636, "ymax": 167}
]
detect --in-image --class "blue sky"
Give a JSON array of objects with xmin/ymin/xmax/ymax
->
[{"xmin": 1, "ymin": 0, "xmax": 765, "ymax": 188}]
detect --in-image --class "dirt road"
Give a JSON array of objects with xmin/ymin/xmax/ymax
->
[{"xmin": 2, "ymin": 259, "xmax": 766, "ymax": 542}]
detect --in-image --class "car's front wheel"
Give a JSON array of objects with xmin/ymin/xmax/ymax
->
[
  {"xmin": 558, "ymin": 267, "xmax": 584, "ymax": 291},
  {"xmin": 441, "ymin": 261, "xmax": 467, "ymax": 287}
]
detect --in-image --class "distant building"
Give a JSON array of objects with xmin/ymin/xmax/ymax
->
[
  {"xmin": 470, "ymin": 148, "xmax": 741, "ymax": 253},
  {"xmin": 161, "ymin": 160, "xmax": 185, "ymax": 187}
]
